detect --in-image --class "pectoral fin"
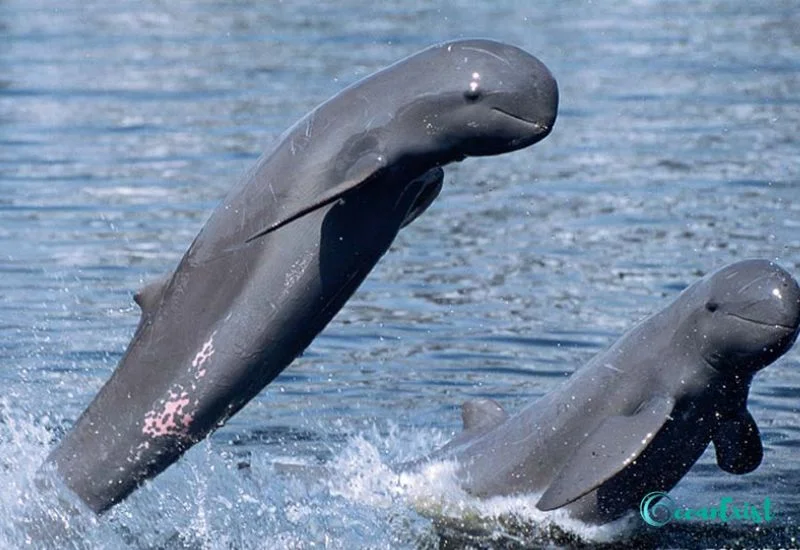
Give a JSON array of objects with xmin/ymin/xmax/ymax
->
[
  {"xmin": 537, "ymin": 394, "xmax": 675, "ymax": 511},
  {"xmin": 461, "ymin": 398, "xmax": 508, "ymax": 433},
  {"xmin": 399, "ymin": 168, "xmax": 444, "ymax": 229},
  {"xmin": 712, "ymin": 410, "xmax": 763, "ymax": 474},
  {"xmin": 246, "ymin": 153, "xmax": 386, "ymax": 243}
]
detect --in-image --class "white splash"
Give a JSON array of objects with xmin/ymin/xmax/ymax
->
[{"xmin": 324, "ymin": 430, "xmax": 636, "ymax": 546}]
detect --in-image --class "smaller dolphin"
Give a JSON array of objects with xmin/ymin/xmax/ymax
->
[{"xmin": 411, "ymin": 260, "xmax": 800, "ymax": 524}]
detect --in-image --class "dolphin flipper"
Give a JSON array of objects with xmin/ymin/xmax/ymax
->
[
  {"xmin": 399, "ymin": 168, "xmax": 444, "ymax": 229},
  {"xmin": 712, "ymin": 410, "xmax": 763, "ymax": 474},
  {"xmin": 537, "ymin": 395, "xmax": 675, "ymax": 511},
  {"xmin": 246, "ymin": 153, "xmax": 387, "ymax": 243},
  {"xmin": 462, "ymin": 398, "xmax": 508, "ymax": 432}
]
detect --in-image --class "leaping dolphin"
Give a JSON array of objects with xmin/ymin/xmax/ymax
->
[
  {"xmin": 45, "ymin": 39, "xmax": 559, "ymax": 513},
  {"xmin": 409, "ymin": 260, "xmax": 800, "ymax": 524}
]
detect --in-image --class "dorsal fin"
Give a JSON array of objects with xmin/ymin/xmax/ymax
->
[
  {"xmin": 461, "ymin": 398, "xmax": 508, "ymax": 432},
  {"xmin": 134, "ymin": 275, "xmax": 170, "ymax": 313}
]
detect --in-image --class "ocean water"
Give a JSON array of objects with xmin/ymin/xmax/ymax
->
[{"xmin": 1, "ymin": 0, "xmax": 799, "ymax": 548}]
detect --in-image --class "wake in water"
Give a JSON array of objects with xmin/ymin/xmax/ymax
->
[{"xmin": 325, "ymin": 432, "xmax": 637, "ymax": 548}]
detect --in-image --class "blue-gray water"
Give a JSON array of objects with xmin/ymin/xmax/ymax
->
[{"xmin": 1, "ymin": 1, "xmax": 799, "ymax": 548}]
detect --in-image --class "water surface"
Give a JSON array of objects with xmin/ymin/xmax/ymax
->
[{"xmin": 1, "ymin": 1, "xmax": 799, "ymax": 548}]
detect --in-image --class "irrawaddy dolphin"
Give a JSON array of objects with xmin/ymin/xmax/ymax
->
[
  {"xmin": 44, "ymin": 39, "xmax": 559, "ymax": 513},
  {"xmin": 410, "ymin": 259, "xmax": 800, "ymax": 524}
]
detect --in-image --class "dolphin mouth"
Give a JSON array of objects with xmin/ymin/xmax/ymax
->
[
  {"xmin": 491, "ymin": 107, "xmax": 551, "ymax": 134},
  {"xmin": 726, "ymin": 312, "xmax": 800, "ymax": 332}
]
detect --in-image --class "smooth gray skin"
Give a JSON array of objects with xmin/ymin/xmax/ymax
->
[
  {"xmin": 44, "ymin": 39, "xmax": 558, "ymax": 514},
  {"xmin": 415, "ymin": 260, "xmax": 800, "ymax": 524}
]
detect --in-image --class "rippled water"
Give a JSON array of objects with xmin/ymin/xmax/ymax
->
[{"xmin": 1, "ymin": 0, "xmax": 799, "ymax": 548}]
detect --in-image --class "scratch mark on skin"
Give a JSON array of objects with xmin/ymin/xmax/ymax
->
[
  {"xmin": 602, "ymin": 363, "xmax": 623, "ymax": 373},
  {"xmin": 305, "ymin": 113, "xmax": 314, "ymax": 138},
  {"xmin": 268, "ymin": 182, "xmax": 278, "ymax": 204},
  {"xmin": 736, "ymin": 274, "xmax": 770, "ymax": 295},
  {"xmin": 238, "ymin": 202, "xmax": 248, "ymax": 233},
  {"xmin": 280, "ymin": 248, "xmax": 316, "ymax": 301},
  {"xmin": 460, "ymin": 46, "xmax": 512, "ymax": 67}
]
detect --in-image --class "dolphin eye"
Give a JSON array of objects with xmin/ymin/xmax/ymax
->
[
  {"xmin": 464, "ymin": 88, "xmax": 482, "ymax": 102},
  {"xmin": 465, "ymin": 72, "xmax": 482, "ymax": 102},
  {"xmin": 705, "ymin": 301, "xmax": 719, "ymax": 312}
]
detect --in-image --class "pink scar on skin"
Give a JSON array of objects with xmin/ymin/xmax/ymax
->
[
  {"xmin": 141, "ymin": 332, "xmax": 217, "ymax": 438},
  {"xmin": 192, "ymin": 333, "xmax": 216, "ymax": 379},
  {"xmin": 142, "ymin": 390, "xmax": 192, "ymax": 437}
]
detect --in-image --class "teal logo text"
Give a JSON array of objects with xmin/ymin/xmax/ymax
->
[{"xmin": 639, "ymin": 492, "xmax": 773, "ymax": 527}]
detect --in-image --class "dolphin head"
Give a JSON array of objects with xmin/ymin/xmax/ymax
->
[
  {"xmin": 692, "ymin": 260, "xmax": 800, "ymax": 374},
  {"xmin": 388, "ymin": 39, "xmax": 558, "ymax": 161}
]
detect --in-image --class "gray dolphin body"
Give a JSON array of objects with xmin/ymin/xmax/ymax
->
[
  {"xmin": 414, "ymin": 260, "xmax": 800, "ymax": 524},
  {"xmin": 45, "ymin": 39, "xmax": 558, "ymax": 513}
]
